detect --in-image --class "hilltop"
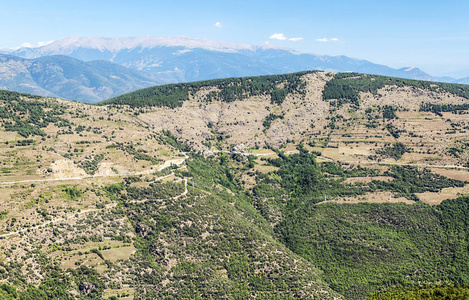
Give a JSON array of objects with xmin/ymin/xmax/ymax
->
[{"xmin": 0, "ymin": 71, "xmax": 469, "ymax": 299}]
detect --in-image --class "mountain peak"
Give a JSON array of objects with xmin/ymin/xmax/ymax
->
[
  {"xmin": 394, "ymin": 66, "xmax": 433, "ymax": 80},
  {"xmin": 404, "ymin": 66, "xmax": 418, "ymax": 72},
  {"xmin": 15, "ymin": 36, "xmax": 290, "ymax": 55}
]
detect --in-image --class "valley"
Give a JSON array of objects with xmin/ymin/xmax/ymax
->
[{"xmin": 0, "ymin": 71, "xmax": 469, "ymax": 299}]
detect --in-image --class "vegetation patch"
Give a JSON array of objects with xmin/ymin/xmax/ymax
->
[
  {"xmin": 0, "ymin": 96, "xmax": 69, "ymax": 137},
  {"xmin": 158, "ymin": 130, "xmax": 191, "ymax": 152},
  {"xmin": 77, "ymin": 154, "xmax": 105, "ymax": 175},
  {"xmin": 276, "ymin": 197, "xmax": 469, "ymax": 299},
  {"xmin": 0, "ymin": 210, "xmax": 8, "ymax": 219},
  {"xmin": 262, "ymin": 113, "xmax": 284, "ymax": 131},
  {"xmin": 15, "ymin": 139, "xmax": 35, "ymax": 147},
  {"xmin": 62, "ymin": 185, "xmax": 83, "ymax": 200},
  {"xmin": 369, "ymin": 284, "xmax": 469, "ymax": 299},
  {"xmin": 371, "ymin": 165, "xmax": 466, "ymax": 200},
  {"xmin": 381, "ymin": 105, "xmax": 398, "ymax": 119},
  {"xmin": 385, "ymin": 123, "xmax": 403, "ymax": 139},
  {"xmin": 421, "ymin": 103, "xmax": 469, "ymax": 116},
  {"xmin": 376, "ymin": 142, "xmax": 408, "ymax": 160}
]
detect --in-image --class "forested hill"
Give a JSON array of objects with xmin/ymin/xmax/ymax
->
[
  {"xmin": 98, "ymin": 71, "xmax": 311, "ymax": 108},
  {"xmin": 99, "ymin": 71, "xmax": 469, "ymax": 108},
  {"xmin": 1, "ymin": 71, "xmax": 469, "ymax": 299}
]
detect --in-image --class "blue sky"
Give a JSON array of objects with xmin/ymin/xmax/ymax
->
[{"xmin": 1, "ymin": 0, "xmax": 468, "ymax": 77}]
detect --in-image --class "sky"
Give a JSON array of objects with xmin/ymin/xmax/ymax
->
[{"xmin": 1, "ymin": 0, "xmax": 468, "ymax": 77}]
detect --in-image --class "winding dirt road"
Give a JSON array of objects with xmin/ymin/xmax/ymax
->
[{"xmin": 0, "ymin": 157, "xmax": 189, "ymax": 239}]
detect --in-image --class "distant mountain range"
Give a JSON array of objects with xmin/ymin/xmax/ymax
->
[
  {"xmin": 1, "ymin": 36, "xmax": 468, "ymax": 102},
  {"xmin": 0, "ymin": 54, "xmax": 159, "ymax": 102}
]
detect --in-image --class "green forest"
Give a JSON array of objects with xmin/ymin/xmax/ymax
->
[
  {"xmin": 323, "ymin": 72, "xmax": 469, "ymax": 107},
  {"xmin": 0, "ymin": 91, "xmax": 69, "ymax": 138},
  {"xmin": 99, "ymin": 70, "xmax": 469, "ymax": 112},
  {"xmin": 99, "ymin": 71, "xmax": 310, "ymax": 108},
  {"xmin": 369, "ymin": 285, "xmax": 469, "ymax": 299}
]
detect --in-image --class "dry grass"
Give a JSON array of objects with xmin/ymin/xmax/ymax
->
[
  {"xmin": 343, "ymin": 176, "xmax": 392, "ymax": 184},
  {"xmin": 49, "ymin": 240, "xmax": 135, "ymax": 269},
  {"xmin": 103, "ymin": 287, "xmax": 135, "ymax": 300},
  {"xmin": 417, "ymin": 184, "xmax": 469, "ymax": 205},
  {"xmin": 430, "ymin": 168, "xmax": 469, "ymax": 181},
  {"xmin": 254, "ymin": 164, "xmax": 279, "ymax": 174},
  {"xmin": 102, "ymin": 245, "xmax": 137, "ymax": 263},
  {"xmin": 326, "ymin": 191, "xmax": 414, "ymax": 205}
]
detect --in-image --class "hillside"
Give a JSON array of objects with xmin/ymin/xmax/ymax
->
[
  {"xmin": 101, "ymin": 71, "xmax": 469, "ymax": 173},
  {"xmin": 1, "ymin": 72, "xmax": 469, "ymax": 299}
]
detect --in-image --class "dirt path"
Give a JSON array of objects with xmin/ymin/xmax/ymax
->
[
  {"xmin": 0, "ymin": 157, "xmax": 187, "ymax": 186},
  {"xmin": 126, "ymin": 175, "xmax": 189, "ymax": 204}
]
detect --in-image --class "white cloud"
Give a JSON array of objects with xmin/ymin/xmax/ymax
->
[
  {"xmin": 316, "ymin": 37, "xmax": 340, "ymax": 42},
  {"xmin": 269, "ymin": 33, "xmax": 287, "ymax": 40},
  {"xmin": 214, "ymin": 22, "xmax": 222, "ymax": 28},
  {"xmin": 20, "ymin": 40, "xmax": 54, "ymax": 48},
  {"xmin": 289, "ymin": 37, "xmax": 303, "ymax": 41},
  {"xmin": 269, "ymin": 33, "xmax": 303, "ymax": 42}
]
